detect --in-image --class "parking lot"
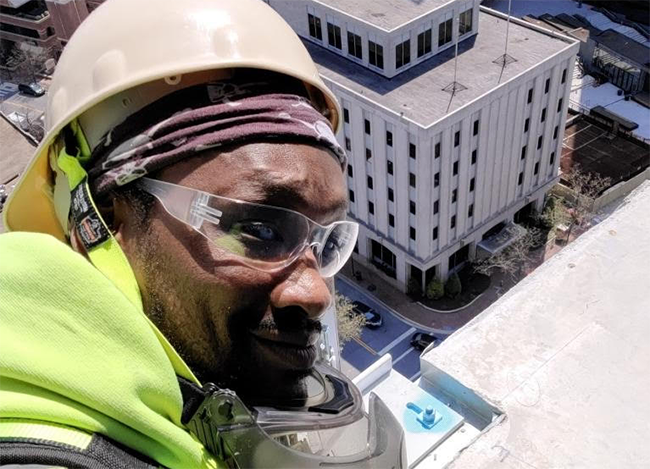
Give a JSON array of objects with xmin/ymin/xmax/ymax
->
[
  {"xmin": 336, "ymin": 277, "xmax": 441, "ymax": 382},
  {"xmin": 0, "ymin": 80, "xmax": 49, "ymax": 124}
]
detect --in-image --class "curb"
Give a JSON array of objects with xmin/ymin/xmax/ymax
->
[
  {"xmin": 416, "ymin": 289, "xmax": 486, "ymax": 314},
  {"xmin": 337, "ymin": 275, "xmax": 455, "ymax": 337}
]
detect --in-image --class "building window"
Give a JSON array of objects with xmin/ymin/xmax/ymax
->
[
  {"xmin": 521, "ymin": 145, "xmax": 527, "ymax": 160},
  {"xmin": 527, "ymin": 88, "xmax": 533, "ymax": 104},
  {"xmin": 347, "ymin": 165, "xmax": 353, "ymax": 177},
  {"xmin": 557, "ymin": 98, "xmax": 563, "ymax": 112},
  {"xmin": 417, "ymin": 29, "xmax": 432, "ymax": 57},
  {"xmin": 387, "ymin": 160, "xmax": 394, "ymax": 175},
  {"xmin": 434, "ymin": 172, "xmax": 440, "ymax": 187},
  {"xmin": 395, "ymin": 39, "xmax": 411, "ymax": 69},
  {"xmin": 409, "ymin": 143, "xmax": 417, "ymax": 159},
  {"xmin": 343, "ymin": 108, "xmax": 349, "ymax": 123},
  {"xmin": 471, "ymin": 149, "xmax": 477, "ymax": 165},
  {"xmin": 534, "ymin": 162, "xmax": 539, "ymax": 175},
  {"xmin": 545, "ymin": 78, "xmax": 550, "ymax": 94},
  {"xmin": 345, "ymin": 137, "xmax": 351, "ymax": 151},
  {"xmin": 308, "ymin": 14, "xmax": 322, "ymax": 40},
  {"xmin": 327, "ymin": 23, "xmax": 342, "ymax": 49},
  {"xmin": 409, "ymin": 172, "xmax": 416, "ymax": 187},
  {"xmin": 388, "ymin": 187, "xmax": 394, "ymax": 201},
  {"xmin": 468, "ymin": 203, "xmax": 474, "ymax": 218},
  {"xmin": 550, "ymin": 152, "xmax": 555, "ymax": 165},
  {"xmin": 450, "ymin": 215, "xmax": 456, "ymax": 229},
  {"xmin": 386, "ymin": 131, "xmax": 393, "ymax": 147},
  {"xmin": 409, "ymin": 200, "xmax": 416, "ymax": 214},
  {"xmin": 459, "ymin": 8, "xmax": 473, "ymax": 35},
  {"xmin": 553, "ymin": 125, "xmax": 559, "ymax": 139},
  {"xmin": 368, "ymin": 40, "xmax": 384, "ymax": 69},
  {"xmin": 368, "ymin": 201, "xmax": 374, "ymax": 214},
  {"xmin": 438, "ymin": 18, "xmax": 453, "ymax": 47},
  {"xmin": 518, "ymin": 171, "xmax": 524, "ymax": 185},
  {"xmin": 473, "ymin": 119, "xmax": 479, "ymax": 136},
  {"xmin": 433, "ymin": 200, "xmax": 439, "ymax": 214},
  {"xmin": 537, "ymin": 135, "xmax": 543, "ymax": 149},
  {"xmin": 347, "ymin": 32, "xmax": 362, "ymax": 59},
  {"xmin": 432, "ymin": 226, "xmax": 439, "ymax": 240},
  {"xmin": 524, "ymin": 118, "xmax": 530, "ymax": 133},
  {"xmin": 365, "ymin": 148, "xmax": 372, "ymax": 160},
  {"xmin": 561, "ymin": 68, "xmax": 567, "ymax": 84},
  {"xmin": 453, "ymin": 161, "xmax": 459, "ymax": 176},
  {"xmin": 389, "ymin": 213, "xmax": 395, "ymax": 227},
  {"xmin": 349, "ymin": 189, "xmax": 355, "ymax": 202},
  {"xmin": 470, "ymin": 177, "xmax": 475, "ymax": 192},
  {"xmin": 454, "ymin": 131, "xmax": 460, "ymax": 147},
  {"xmin": 435, "ymin": 142, "xmax": 441, "ymax": 158},
  {"xmin": 410, "ymin": 226, "xmax": 416, "ymax": 240},
  {"xmin": 364, "ymin": 118, "xmax": 371, "ymax": 135},
  {"xmin": 367, "ymin": 176, "xmax": 373, "ymax": 189},
  {"xmin": 541, "ymin": 108, "xmax": 547, "ymax": 122},
  {"xmin": 452, "ymin": 189, "xmax": 457, "ymax": 203}
]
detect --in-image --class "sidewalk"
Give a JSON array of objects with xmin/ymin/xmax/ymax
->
[{"xmin": 338, "ymin": 260, "xmax": 515, "ymax": 335}]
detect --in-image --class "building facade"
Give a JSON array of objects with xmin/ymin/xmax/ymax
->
[{"xmin": 269, "ymin": 0, "xmax": 579, "ymax": 292}]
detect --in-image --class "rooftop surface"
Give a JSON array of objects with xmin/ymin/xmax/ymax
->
[
  {"xmin": 561, "ymin": 115, "xmax": 649, "ymax": 185},
  {"xmin": 420, "ymin": 181, "xmax": 650, "ymax": 468},
  {"xmin": 316, "ymin": 0, "xmax": 452, "ymax": 31},
  {"xmin": 307, "ymin": 8, "xmax": 575, "ymax": 128}
]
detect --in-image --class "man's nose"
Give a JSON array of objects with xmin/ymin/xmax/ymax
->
[{"xmin": 269, "ymin": 250, "xmax": 332, "ymax": 321}]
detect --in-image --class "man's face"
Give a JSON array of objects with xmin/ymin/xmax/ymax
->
[{"xmin": 114, "ymin": 142, "xmax": 348, "ymax": 404}]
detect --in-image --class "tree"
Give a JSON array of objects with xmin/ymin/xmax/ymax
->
[
  {"xmin": 334, "ymin": 294, "xmax": 365, "ymax": 350},
  {"xmin": 561, "ymin": 164, "xmax": 611, "ymax": 241},
  {"xmin": 10, "ymin": 47, "xmax": 50, "ymax": 83},
  {"xmin": 425, "ymin": 278, "xmax": 444, "ymax": 300},
  {"xmin": 538, "ymin": 196, "xmax": 569, "ymax": 230},
  {"xmin": 473, "ymin": 226, "xmax": 542, "ymax": 280},
  {"xmin": 445, "ymin": 273, "xmax": 462, "ymax": 299}
]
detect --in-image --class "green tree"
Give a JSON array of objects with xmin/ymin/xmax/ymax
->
[
  {"xmin": 334, "ymin": 294, "xmax": 365, "ymax": 351},
  {"xmin": 445, "ymin": 273, "xmax": 462, "ymax": 299},
  {"xmin": 425, "ymin": 278, "xmax": 444, "ymax": 300}
]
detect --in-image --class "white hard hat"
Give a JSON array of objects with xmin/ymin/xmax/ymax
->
[{"xmin": 4, "ymin": 0, "xmax": 340, "ymax": 239}]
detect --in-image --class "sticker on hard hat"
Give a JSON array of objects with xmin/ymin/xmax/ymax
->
[{"xmin": 71, "ymin": 182, "xmax": 111, "ymax": 250}]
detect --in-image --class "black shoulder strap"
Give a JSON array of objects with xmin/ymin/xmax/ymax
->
[{"xmin": 0, "ymin": 433, "xmax": 159, "ymax": 469}]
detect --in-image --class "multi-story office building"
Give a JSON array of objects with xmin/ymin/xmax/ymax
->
[
  {"xmin": 0, "ymin": 0, "xmax": 58, "ymax": 59},
  {"xmin": 269, "ymin": 0, "xmax": 579, "ymax": 292}
]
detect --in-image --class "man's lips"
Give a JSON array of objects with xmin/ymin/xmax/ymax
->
[{"xmin": 249, "ymin": 329, "xmax": 320, "ymax": 370}]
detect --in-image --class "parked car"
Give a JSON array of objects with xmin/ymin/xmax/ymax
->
[
  {"xmin": 411, "ymin": 332, "xmax": 441, "ymax": 351},
  {"xmin": 352, "ymin": 301, "xmax": 383, "ymax": 329},
  {"xmin": 18, "ymin": 82, "xmax": 45, "ymax": 97}
]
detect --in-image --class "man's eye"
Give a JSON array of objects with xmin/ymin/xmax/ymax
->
[{"xmin": 237, "ymin": 221, "xmax": 282, "ymax": 242}]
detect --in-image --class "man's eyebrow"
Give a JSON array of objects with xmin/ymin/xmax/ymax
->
[{"xmin": 252, "ymin": 179, "xmax": 348, "ymax": 217}]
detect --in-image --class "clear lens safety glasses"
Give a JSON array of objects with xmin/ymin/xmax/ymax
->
[{"xmin": 136, "ymin": 178, "xmax": 359, "ymax": 278}]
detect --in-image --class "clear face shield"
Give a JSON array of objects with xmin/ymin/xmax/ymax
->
[{"xmin": 137, "ymin": 178, "xmax": 406, "ymax": 468}]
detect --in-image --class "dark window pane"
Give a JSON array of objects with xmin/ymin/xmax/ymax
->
[
  {"xmin": 388, "ymin": 187, "xmax": 394, "ymax": 201},
  {"xmin": 409, "ymin": 172, "xmax": 416, "ymax": 187},
  {"xmin": 557, "ymin": 98, "xmax": 563, "ymax": 112},
  {"xmin": 389, "ymin": 214, "xmax": 395, "ymax": 227},
  {"xmin": 561, "ymin": 68, "xmax": 567, "ymax": 84},
  {"xmin": 473, "ymin": 120, "xmax": 479, "ymax": 136},
  {"xmin": 453, "ymin": 161, "xmax": 459, "ymax": 175},
  {"xmin": 366, "ymin": 148, "xmax": 372, "ymax": 160},
  {"xmin": 409, "ymin": 143, "xmax": 417, "ymax": 159},
  {"xmin": 345, "ymin": 137, "xmax": 351, "ymax": 151},
  {"xmin": 534, "ymin": 162, "xmax": 539, "ymax": 175},
  {"xmin": 433, "ymin": 200, "xmax": 439, "ymax": 214},
  {"xmin": 471, "ymin": 149, "xmax": 477, "ymax": 164},
  {"xmin": 409, "ymin": 200, "xmax": 416, "ymax": 214},
  {"xmin": 387, "ymin": 160, "xmax": 394, "ymax": 175},
  {"xmin": 410, "ymin": 227, "xmax": 416, "ymax": 240},
  {"xmin": 349, "ymin": 189, "xmax": 355, "ymax": 202},
  {"xmin": 521, "ymin": 145, "xmax": 527, "ymax": 160},
  {"xmin": 554, "ymin": 125, "xmax": 559, "ymax": 139},
  {"xmin": 527, "ymin": 88, "xmax": 533, "ymax": 104},
  {"xmin": 386, "ymin": 131, "xmax": 393, "ymax": 147},
  {"xmin": 454, "ymin": 131, "xmax": 460, "ymax": 147},
  {"xmin": 433, "ymin": 226, "xmax": 438, "ymax": 240},
  {"xmin": 365, "ymin": 119, "xmax": 371, "ymax": 134},
  {"xmin": 452, "ymin": 189, "xmax": 457, "ymax": 203},
  {"xmin": 541, "ymin": 108, "xmax": 547, "ymax": 122},
  {"xmin": 524, "ymin": 118, "xmax": 530, "ymax": 132},
  {"xmin": 450, "ymin": 215, "xmax": 456, "ymax": 229},
  {"xmin": 550, "ymin": 152, "xmax": 555, "ymax": 165},
  {"xmin": 327, "ymin": 23, "xmax": 342, "ymax": 49},
  {"xmin": 468, "ymin": 204, "xmax": 474, "ymax": 217},
  {"xmin": 545, "ymin": 78, "xmax": 550, "ymax": 94},
  {"xmin": 518, "ymin": 172, "xmax": 523, "ymax": 185},
  {"xmin": 347, "ymin": 165, "xmax": 353, "ymax": 177},
  {"xmin": 537, "ymin": 135, "xmax": 543, "ymax": 149},
  {"xmin": 368, "ymin": 201, "xmax": 374, "ymax": 214},
  {"xmin": 367, "ymin": 176, "xmax": 373, "ymax": 189},
  {"xmin": 434, "ymin": 172, "xmax": 440, "ymax": 187},
  {"xmin": 343, "ymin": 108, "xmax": 349, "ymax": 123},
  {"xmin": 470, "ymin": 177, "xmax": 475, "ymax": 192},
  {"xmin": 435, "ymin": 142, "xmax": 441, "ymax": 158},
  {"xmin": 369, "ymin": 40, "xmax": 384, "ymax": 69}
]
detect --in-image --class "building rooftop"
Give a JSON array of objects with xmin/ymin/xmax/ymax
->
[
  {"xmin": 593, "ymin": 28, "xmax": 650, "ymax": 68},
  {"xmin": 307, "ymin": 8, "xmax": 576, "ymax": 128},
  {"xmin": 419, "ymin": 181, "xmax": 650, "ymax": 467},
  {"xmin": 561, "ymin": 115, "xmax": 649, "ymax": 186},
  {"xmin": 316, "ymin": 0, "xmax": 452, "ymax": 32}
]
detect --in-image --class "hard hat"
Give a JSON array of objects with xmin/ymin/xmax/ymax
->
[{"xmin": 3, "ymin": 0, "xmax": 340, "ymax": 239}]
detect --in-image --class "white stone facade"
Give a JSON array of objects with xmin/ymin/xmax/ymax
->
[{"xmin": 269, "ymin": 0, "xmax": 579, "ymax": 292}]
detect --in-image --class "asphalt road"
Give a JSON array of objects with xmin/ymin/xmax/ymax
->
[{"xmin": 336, "ymin": 277, "xmax": 441, "ymax": 382}]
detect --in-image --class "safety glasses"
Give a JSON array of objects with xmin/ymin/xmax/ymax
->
[{"xmin": 136, "ymin": 178, "xmax": 358, "ymax": 278}]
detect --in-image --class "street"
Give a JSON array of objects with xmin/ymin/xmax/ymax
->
[{"xmin": 335, "ymin": 276, "xmax": 439, "ymax": 382}]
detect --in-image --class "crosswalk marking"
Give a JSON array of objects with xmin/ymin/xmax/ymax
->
[{"xmin": 378, "ymin": 326, "xmax": 416, "ymax": 356}]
